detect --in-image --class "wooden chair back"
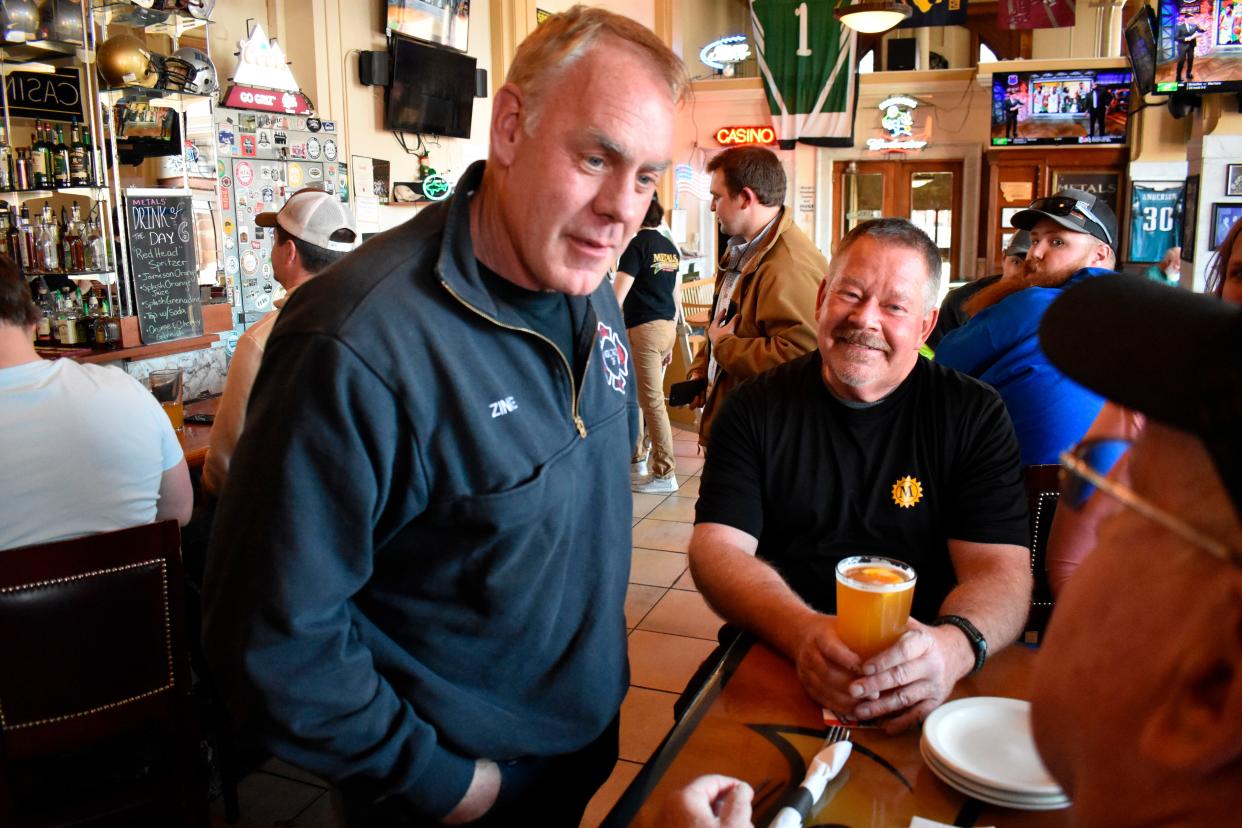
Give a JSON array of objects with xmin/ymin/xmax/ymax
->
[{"xmin": 0, "ymin": 520, "xmax": 206, "ymax": 827}]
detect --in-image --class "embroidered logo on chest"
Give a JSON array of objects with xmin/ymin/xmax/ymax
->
[
  {"xmin": 596, "ymin": 321, "xmax": 629, "ymax": 395},
  {"xmin": 891, "ymin": 475, "xmax": 923, "ymax": 509}
]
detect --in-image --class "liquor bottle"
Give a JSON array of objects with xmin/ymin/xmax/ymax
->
[
  {"xmin": 64, "ymin": 203, "xmax": 85, "ymax": 272},
  {"xmin": 0, "ymin": 125, "xmax": 11, "ymax": 190},
  {"xmin": 29, "ymin": 129, "xmax": 49, "ymax": 189},
  {"xmin": 13, "ymin": 148, "xmax": 31, "ymax": 190},
  {"xmin": 35, "ymin": 206, "xmax": 59, "ymax": 272},
  {"xmin": 6, "ymin": 206, "xmax": 21, "ymax": 265},
  {"xmin": 0, "ymin": 208, "xmax": 10, "ymax": 259},
  {"xmin": 84, "ymin": 214, "xmax": 105, "ymax": 271},
  {"xmin": 69, "ymin": 120, "xmax": 89, "ymax": 187},
  {"xmin": 17, "ymin": 204, "xmax": 35, "ymax": 271},
  {"xmin": 31, "ymin": 278, "xmax": 52, "ymax": 344},
  {"xmin": 80, "ymin": 124, "xmax": 96, "ymax": 186},
  {"xmin": 48, "ymin": 290, "xmax": 62, "ymax": 344},
  {"xmin": 52, "ymin": 124, "xmax": 71, "ymax": 188}
]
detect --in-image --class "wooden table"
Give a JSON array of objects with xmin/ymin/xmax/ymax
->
[
  {"xmin": 180, "ymin": 396, "xmax": 219, "ymax": 470},
  {"xmin": 605, "ymin": 637, "xmax": 1067, "ymax": 828}
]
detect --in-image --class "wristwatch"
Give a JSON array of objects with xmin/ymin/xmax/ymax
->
[{"xmin": 931, "ymin": 615, "xmax": 988, "ymax": 675}]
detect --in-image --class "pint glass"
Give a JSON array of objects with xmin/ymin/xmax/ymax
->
[{"xmin": 835, "ymin": 556, "xmax": 916, "ymax": 659}]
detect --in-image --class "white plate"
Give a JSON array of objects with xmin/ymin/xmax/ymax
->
[
  {"xmin": 922, "ymin": 697, "xmax": 1063, "ymax": 797},
  {"xmin": 918, "ymin": 738, "xmax": 1067, "ymax": 804},
  {"xmin": 920, "ymin": 740, "xmax": 1071, "ymax": 811}
]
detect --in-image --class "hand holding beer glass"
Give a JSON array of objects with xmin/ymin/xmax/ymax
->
[{"xmin": 834, "ymin": 555, "xmax": 917, "ymax": 660}]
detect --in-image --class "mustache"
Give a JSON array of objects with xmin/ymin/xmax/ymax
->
[{"xmin": 832, "ymin": 326, "xmax": 891, "ymax": 353}]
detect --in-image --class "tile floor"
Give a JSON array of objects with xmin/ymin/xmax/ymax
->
[{"xmin": 210, "ymin": 423, "xmax": 721, "ymax": 828}]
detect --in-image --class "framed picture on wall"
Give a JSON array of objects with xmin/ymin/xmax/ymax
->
[
  {"xmin": 1051, "ymin": 170, "xmax": 1121, "ymax": 217},
  {"xmin": 1228, "ymin": 164, "xmax": 1242, "ymax": 198},
  {"xmin": 1181, "ymin": 174, "xmax": 1199, "ymax": 261},
  {"xmin": 1210, "ymin": 203, "xmax": 1242, "ymax": 250}
]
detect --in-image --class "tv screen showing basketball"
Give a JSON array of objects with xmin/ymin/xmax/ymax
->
[{"xmin": 990, "ymin": 69, "xmax": 1133, "ymax": 147}]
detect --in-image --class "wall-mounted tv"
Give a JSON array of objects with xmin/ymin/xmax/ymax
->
[
  {"xmin": 385, "ymin": 0, "xmax": 469, "ymax": 52},
  {"xmin": 1125, "ymin": 5, "xmax": 1159, "ymax": 95},
  {"xmin": 991, "ymin": 69, "xmax": 1133, "ymax": 147},
  {"xmin": 1155, "ymin": 0, "xmax": 1242, "ymax": 93},
  {"xmin": 384, "ymin": 32, "xmax": 477, "ymax": 139}
]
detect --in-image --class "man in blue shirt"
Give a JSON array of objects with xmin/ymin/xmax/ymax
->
[{"xmin": 937, "ymin": 189, "xmax": 1117, "ymax": 465}]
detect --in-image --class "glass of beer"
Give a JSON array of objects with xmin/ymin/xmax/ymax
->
[
  {"xmin": 148, "ymin": 368, "xmax": 185, "ymax": 431},
  {"xmin": 835, "ymin": 556, "xmax": 917, "ymax": 660}
]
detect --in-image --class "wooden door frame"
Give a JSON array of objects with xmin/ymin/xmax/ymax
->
[{"xmin": 831, "ymin": 159, "xmax": 965, "ymax": 281}]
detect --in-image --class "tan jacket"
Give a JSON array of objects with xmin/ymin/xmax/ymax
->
[{"xmin": 689, "ymin": 208, "xmax": 827, "ymax": 446}]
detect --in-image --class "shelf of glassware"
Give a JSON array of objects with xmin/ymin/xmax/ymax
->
[
  {"xmin": 0, "ymin": 39, "xmax": 81, "ymax": 68},
  {"xmin": 0, "ymin": 185, "xmax": 107, "ymax": 198},
  {"xmin": 91, "ymin": 2, "xmax": 209, "ymax": 38}
]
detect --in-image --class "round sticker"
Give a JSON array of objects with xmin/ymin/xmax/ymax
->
[
  {"xmin": 262, "ymin": 282, "xmax": 273, "ymax": 294},
  {"xmin": 241, "ymin": 251, "xmax": 258, "ymax": 274},
  {"xmin": 323, "ymin": 139, "xmax": 337, "ymax": 161},
  {"xmin": 223, "ymin": 218, "xmax": 235, "ymax": 236},
  {"xmin": 235, "ymin": 161, "xmax": 254, "ymax": 187},
  {"xmin": 308, "ymin": 166, "xmax": 322, "ymax": 180},
  {"xmin": 225, "ymin": 256, "xmax": 239, "ymax": 275},
  {"xmin": 224, "ymin": 237, "xmax": 234, "ymax": 250},
  {"xmin": 261, "ymin": 263, "xmax": 273, "ymax": 277},
  {"xmin": 221, "ymin": 175, "xmax": 232, "ymax": 189},
  {"xmin": 254, "ymin": 293, "xmax": 271, "ymax": 310},
  {"xmin": 306, "ymin": 117, "xmax": 322, "ymax": 132},
  {"xmin": 288, "ymin": 164, "xmax": 304, "ymax": 187},
  {"xmin": 306, "ymin": 137, "xmax": 321, "ymax": 159},
  {"xmin": 261, "ymin": 186, "xmax": 275, "ymax": 202}
]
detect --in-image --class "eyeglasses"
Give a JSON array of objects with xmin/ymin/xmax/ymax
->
[
  {"xmin": 1028, "ymin": 195, "xmax": 1114, "ymax": 246},
  {"xmin": 1060, "ymin": 440, "xmax": 1242, "ymax": 569}
]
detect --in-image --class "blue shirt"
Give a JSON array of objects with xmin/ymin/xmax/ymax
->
[{"xmin": 936, "ymin": 268, "xmax": 1112, "ymax": 466}]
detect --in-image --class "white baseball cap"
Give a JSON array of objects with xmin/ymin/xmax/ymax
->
[{"xmin": 256, "ymin": 188, "xmax": 357, "ymax": 252}]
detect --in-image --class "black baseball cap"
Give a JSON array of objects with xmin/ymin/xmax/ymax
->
[
  {"xmin": 1039, "ymin": 275, "xmax": 1242, "ymax": 518},
  {"xmin": 1012, "ymin": 188, "xmax": 1118, "ymax": 253}
]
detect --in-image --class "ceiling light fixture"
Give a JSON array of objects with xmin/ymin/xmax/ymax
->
[{"xmin": 834, "ymin": 1, "xmax": 913, "ymax": 34}]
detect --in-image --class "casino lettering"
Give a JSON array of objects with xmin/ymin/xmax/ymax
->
[{"xmin": 715, "ymin": 126, "xmax": 776, "ymax": 146}]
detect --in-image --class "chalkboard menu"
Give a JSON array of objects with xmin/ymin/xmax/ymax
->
[{"xmin": 124, "ymin": 190, "xmax": 203, "ymax": 344}]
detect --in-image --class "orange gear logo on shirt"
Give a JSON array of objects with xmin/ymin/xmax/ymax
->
[{"xmin": 891, "ymin": 476, "xmax": 923, "ymax": 508}]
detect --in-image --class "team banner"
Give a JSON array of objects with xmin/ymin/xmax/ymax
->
[
  {"xmin": 750, "ymin": 0, "xmax": 857, "ymax": 147},
  {"xmin": 997, "ymin": 0, "xmax": 1076, "ymax": 30},
  {"xmin": 898, "ymin": 0, "xmax": 968, "ymax": 30}
]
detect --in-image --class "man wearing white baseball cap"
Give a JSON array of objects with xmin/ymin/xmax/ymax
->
[{"xmin": 202, "ymin": 188, "xmax": 357, "ymax": 496}]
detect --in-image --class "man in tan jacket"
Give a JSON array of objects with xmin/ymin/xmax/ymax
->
[{"xmin": 687, "ymin": 146, "xmax": 826, "ymax": 447}]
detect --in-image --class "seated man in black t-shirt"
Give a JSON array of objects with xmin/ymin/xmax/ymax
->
[{"xmin": 690, "ymin": 218, "xmax": 1032, "ymax": 734}]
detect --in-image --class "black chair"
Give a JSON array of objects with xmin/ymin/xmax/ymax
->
[
  {"xmin": 1023, "ymin": 464, "xmax": 1061, "ymax": 642},
  {"xmin": 0, "ymin": 520, "xmax": 208, "ymax": 827}
]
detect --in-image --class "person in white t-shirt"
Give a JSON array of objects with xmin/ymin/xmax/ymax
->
[
  {"xmin": 202, "ymin": 189, "xmax": 357, "ymax": 497},
  {"xmin": 0, "ymin": 258, "xmax": 191, "ymax": 551}
]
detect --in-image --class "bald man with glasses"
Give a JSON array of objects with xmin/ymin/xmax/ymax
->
[{"xmin": 1030, "ymin": 275, "xmax": 1242, "ymax": 826}]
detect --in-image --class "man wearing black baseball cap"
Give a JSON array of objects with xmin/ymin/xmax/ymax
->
[
  {"xmin": 936, "ymin": 188, "xmax": 1119, "ymax": 465},
  {"xmin": 1031, "ymin": 275, "xmax": 1242, "ymax": 825}
]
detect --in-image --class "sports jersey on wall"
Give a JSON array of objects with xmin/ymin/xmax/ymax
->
[
  {"xmin": 1129, "ymin": 183, "xmax": 1184, "ymax": 262},
  {"xmin": 750, "ymin": 0, "xmax": 856, "ymax": 147}
]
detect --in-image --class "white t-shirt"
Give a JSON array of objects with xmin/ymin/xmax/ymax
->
[{"xmin": 0, "ymin": 358, "xmax": 184, "ymax": 550}]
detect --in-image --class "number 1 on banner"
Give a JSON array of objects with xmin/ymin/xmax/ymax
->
[{"xmin": 795, "ymin": 2, "xmax": 813, "ymax": 56}]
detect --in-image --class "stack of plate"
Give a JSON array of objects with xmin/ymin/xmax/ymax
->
[{"xmin": 920, "ymin": 697, "xmax": 1070, "ymax": 811}]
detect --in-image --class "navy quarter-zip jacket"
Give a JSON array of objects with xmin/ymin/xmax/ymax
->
[{"xmin": 203, "ymin": 161, "xmax": 637, "ymax": 818}]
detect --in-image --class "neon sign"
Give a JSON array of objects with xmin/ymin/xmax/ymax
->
[
  {"xmin": 700, "ymin": 35, "xmax": 751, "ymax": 71},
  {"xmin": 867, "ymin": 95, "xmax": 928, "ymax": 152},
  {"xmin": 715, "ymin": 126, "xmax": 777, "ymax": 146}
]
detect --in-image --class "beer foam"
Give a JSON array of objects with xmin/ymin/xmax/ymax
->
[{"xmin": 837, "ymin": 559, "xmax": 916, "ymax": 593}]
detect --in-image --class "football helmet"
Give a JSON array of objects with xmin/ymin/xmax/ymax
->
[
  {"xmin": 147, "ymin": 0, "xmax": 214, "ymax": 19},
  {"xmin": 158, "ymin": 47, "xmax": 218, "ymax": 96},
  {"xmin": 1, "ymin": 0, "xmax": 39, "ymax": 43},
  {"xmin": 97, "ymin": 34, "xmax": 159, "ymax": 88},
  {"xmin": 36, "ymin": 0, "xmax": 83, "ymax": 44}
]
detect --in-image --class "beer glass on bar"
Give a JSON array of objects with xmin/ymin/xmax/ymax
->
[
  {"xmin": 148, "ymin": 368, "xmax": 185, "ymax": 431},
  {"xmin": 835, "ymin": 556, "xmax": 916, "ymax": 659}
]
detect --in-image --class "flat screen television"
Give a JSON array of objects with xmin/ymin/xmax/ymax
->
[
  {"xmin": 384, "ymin": 32, "xmax": 477, "ymax": 138},
  {"xmin": 1126, "ymin": 5, "xmax": 1159, "ymax": 95},
  {"xmin": 386, "ymin": 0, "xmax": 469, "ymax": 52},
  {"xmin": 991, "ymin": 69, "xmax": 1133, "ymax": 147},
  {"xmin": 1154, "ymin": 0, "xmax": 1242, "ymax": 93}
]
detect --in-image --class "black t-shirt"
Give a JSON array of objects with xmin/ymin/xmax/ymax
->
[
  {"xmin": 695, "ymin": 352, "xmax": 1028, "ymax": 622},
  {"xmin": 926, "ymin": 273, "xmax": 1000, "ymax": 350},
  {"xmin": 477, "ymin": 259, "xmax": 576, "ymax": 372},
  {"xmin": 617, "ymin": 228, "xmax": 679, "ymax": 329}
]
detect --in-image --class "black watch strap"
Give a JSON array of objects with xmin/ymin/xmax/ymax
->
[{"xmin": 931, "ymin": 614, "xmax": 988, "ymax": 675}]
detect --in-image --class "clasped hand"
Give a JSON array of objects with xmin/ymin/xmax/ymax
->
[{"xmin": 793, "ymin": 616, "xmax": 969, "ymax": 734}]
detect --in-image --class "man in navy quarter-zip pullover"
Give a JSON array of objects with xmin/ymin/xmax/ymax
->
[{"xmin": 202, "ymin": 7, "xmax": 686, "ymax": 826}]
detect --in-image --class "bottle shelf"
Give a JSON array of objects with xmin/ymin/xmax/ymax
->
[
  {"xmin": 0, "ymin": 185, "xmax": 105, "ymax": 197},
  {"xmin": 26, "ymin": 270, "xmax": 116, "ymax": 280},
  {"xmin": 92, "ymin": 2, "xmax": 210, "ymax": 37},
  {"xmin": 0, "ymin": 40, "xmax": 82, "ymax": 68}
]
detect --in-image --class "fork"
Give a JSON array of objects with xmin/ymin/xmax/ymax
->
[{"xmin": 767, "ymin": 726, "xmax": 853, "ymax": 828}]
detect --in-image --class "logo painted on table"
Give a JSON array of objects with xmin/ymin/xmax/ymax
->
[
  {"xmin": 596, "ymin": 321, "xmax": 629, "ymax": 395},
  {"xmin": 891, "ymin": 476, "xmax": 923, "ymax": 509}
]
